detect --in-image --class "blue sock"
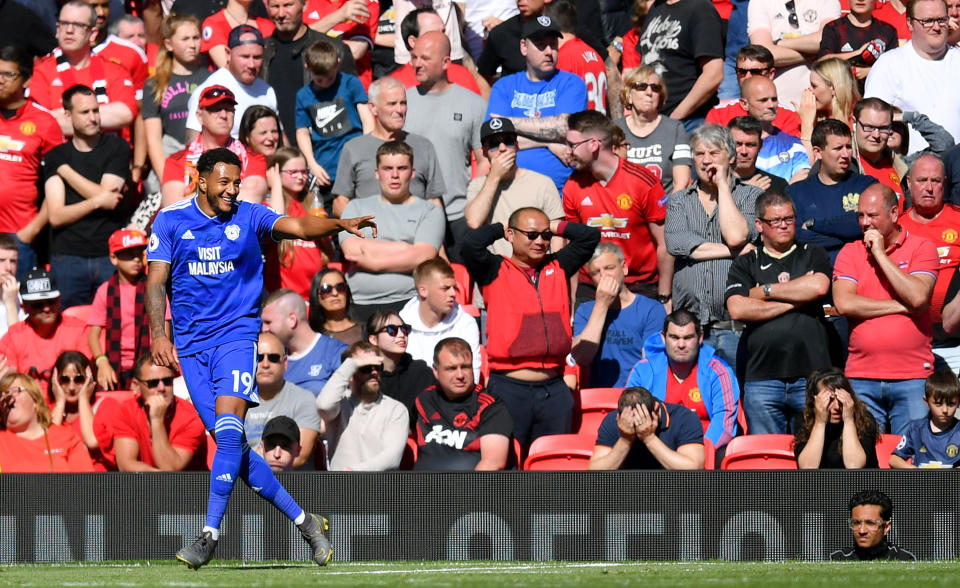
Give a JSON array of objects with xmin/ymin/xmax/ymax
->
[
  {"xmin": 240, "ymin": 448, "xmax": 304, "ymax": 523},
  {"xmin": 206, "ymin": 413, "xmax": 245, "ymax": 531}
]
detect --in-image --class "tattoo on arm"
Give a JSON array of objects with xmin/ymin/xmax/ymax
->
[
  {"xmin": 145, "ymin": 263, "xmax": 169, "ymax": 339},
  {"xmin": 508, "ymin": 114, "xmax": 570, "ymax": 142}
]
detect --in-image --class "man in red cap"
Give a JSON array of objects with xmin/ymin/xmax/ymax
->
[{"xmin": 161, "ymin": 85, "xmax": 267, "ymax": 207}]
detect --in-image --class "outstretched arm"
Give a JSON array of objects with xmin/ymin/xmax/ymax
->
[{"xmin": 273, "ymin": 215, "xmax": 377, "ymax": 241}]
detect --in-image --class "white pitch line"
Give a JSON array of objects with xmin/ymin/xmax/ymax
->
[{"xmin": 319, "ymin": 562, "xmax": 628, "ymax": 575}]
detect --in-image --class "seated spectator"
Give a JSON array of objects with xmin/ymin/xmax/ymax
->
[
  {"xmin": 316, "ymin": 341, "xmax": 408, "ymax": 470},
  {"xmin": 0, "ymin": 236, "xmax": 24, "ymax": 337},
  {"xmin": 0, "ymin": 371, "xmax": 94, "ymax": 472},
  {"xmin": 162, "ymin": 85, "xmax": 267, "ymax": 206},
  {"xmin": 48, "ymin": 350, "xmax": 113, "ymax": 470},
  {"xmin": 87, "ymin": 229, "xmax": 168, "ymax": 391},
  {"xmin": 201, "ymin": 0, "xmax": 275, "ymax": 68},
  {"xmin": 95, "ymin": 354, "xmax": 206, "ymax": 471},
  {"xmin": 261, "ymin": 288, "xmax": 347, "ymax": 395},
  {"xmin": 87, "ymin": 0, "xmax": 149, "ymax": 101},
  {"xmin": 830, "ymin": 490, "xmax": 917, "ymax": 561},
  {"xmin": 728, "ymin": 116, "xmax": 790, "ymax": 194},
  {"xmin": 307, "ymin": 267, "xmax": 363, "ymax": 345},
  {"xmin": 259, "ymin": 415, "xmax": 303, "ymax": 472},
  {"xmin": 365, "ymin": 310, "xmax": 435, "ymax": 426},
  {"xmin": 414, "ymin": 337, "xmax": 513, "ymax": 471},
  {"xmin": 795, "ymin": 58, "xmax": 859, "ymax": 159},
  {"xmin": 573, "ymin": 243, "xmax": 666, "ymax": 388},
  {"xmin": 794, "ymin": 367, "xmax": 880, "ymax": 469},
  {"xmin": 239, "ymin": 105, "xmax": 281, "ymax": 160},
  {"xmin": 463, "ymin": 118, "xmax": 565, "ymax": 258},
  {"xmin": 890, "ymin": 369, "xmax": 960, "ymax": 468},
  {"xmin": 614, "ymin": 66, "xmax": 692, "ymax": 194},
  {"xmin": 244, "ymin": 332, "xmax": 321, "ymax": 469},
  {"xmin": 588, "ymin": 385, "xmax": 705, "ymax": 470},
  {"xmin": 294, "ymin": 38, "xmax": 371, "ymax": 212},
  {"xmin": 739, "ymin": 76, "xmax": 810, "ymax": 183},
  {"xmin": 399, "ymin": 259, "xmax": 482, "ymax": 381},
  {"xmin": 338, "ymin": 141, "xmax": 446, "ymax": 319},
  {"xmin": 626, "ymin": 309, "xmax": 739, "ymax": 450},
  {"xmin": 0, "ymin": 269, "xmax": 89, "ymax": 387}
]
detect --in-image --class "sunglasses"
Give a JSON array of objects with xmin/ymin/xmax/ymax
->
[
  {"xmin": 25, "ymin": 299, "xmax": 57, "ymax": 310},
  {"xmin": 735, "ymin": 67, "xmax": 770, "ymax": 76},
  {"xmin": 142, "ymin": 376, "xmax": 175, "ymax": 388},
  {"xmin": 483, "ymin": 135, "xmax": 517, "ymax": 149},
  {"xmin": 510, "ymin": 227, "xmax": 554, "ymax": 241},
  {"xmin": 203, "ymin": 88, "xmax": 232, "ymax": 100},
  {"xmin": 631, "ymin": 81, "xmax": 663, "ymax": 93},
  {"xmin": 785, "ymin": 0, "xmax": 799, "ymax": 28},
  {"xmin": 376, "ymin": 324, "xmax": 412, "ymax": 337},
  {"xmin": 59, "ymin": 375, "xmax": 85, "ymax": 385},
  {"xmin": 319, "ymin": 282, "xmax": 348, "ymax": 297},
  {"xmin": 257, "ymin": 352, "xmax": 283, "ymax": 363},
  {"xmin": 357, "ymin": 363, "xmax": 384, "ymax": 375}
]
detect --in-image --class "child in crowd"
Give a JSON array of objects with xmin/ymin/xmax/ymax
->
[
  {"xmin": 87, "ymin": 229, "xmax": 169, "ymax": 390},
  {"xmin": 294, "ymin": 38, "xmax": 373, "ymax": 212},
  {"xmin": 890, "ymin": 369, "xmax": 960, "ymax": 468}
]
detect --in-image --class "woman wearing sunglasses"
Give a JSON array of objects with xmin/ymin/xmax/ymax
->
[
  {"xmin": 614, "ymin": 66, "xmax": 692, "ymax": 194},
  {"xmin": 0, "ymin": 371, "xmax": 94, "ymax": 473},
  {"xmin": 48, "ymin": 351, "xmax": 115, "ymax": 470},
  {"xmin": 365, "ymin": 311, "xmax": 435, "ymax": 427},
  {"xmin": 309, "ymin": 267, "xmax": 363, "ymax": 345}
]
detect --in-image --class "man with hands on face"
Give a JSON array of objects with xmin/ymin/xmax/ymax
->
[{"xmin": 588, "ymin": 385, "xmax": 705, "ymax": 470}]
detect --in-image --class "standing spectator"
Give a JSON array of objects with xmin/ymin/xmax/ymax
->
[
  {"xmin": 726, "ymin": 190, "xmax": 833, "ymax": 434},
  {"xmin": 738, "ymin": 76, "xmax": 811, "ymax": 183},
  {"xmin": 830, "ymin": 491, "xmax": 917, "ymax": 560},
  {"xmin": 338, "ymin": 141, "xmax": 446, "ymax": 319},
  {"xmin": 477, "ymin": 0, "xmax": 550, "ymax": 81},
  {"xmin": 463, "ymin": 0, "xmax": 519, "ymax": 62},
  {"xmin": 45, "ymin": 85, "xmax": 130, "ymax": 309},
  {"xmin": 200, "ymin": 0, "xmax": 275, "ymax": 68},
  {"xmin": 331, "ymin": 76, "xmax": 446, "ymax": 218},
  {"xmin": 302, "ymin": 0, "xmax": 379, "ymax": 87},
  {"xmin": 747, "ymin": 0, "xmax": 841, "ymax": 106},
  {"xmin": 0, "ymin": 45, "xmax": 64, "ymax": 280},
  {"xmin": 260, "ymin": 288, "xmax": 348, "ymax": 395},
  {"xmin": 244, "ymin": 332, "xmax": 321, "ymax": 469},
  {"xmin": 573, "ymin": 242, "xmax": 666, "ymax": 388},
  {"xmin": 365, "ymin": 310, "xmax": 436, "ymax": 424},
  {"xmin": 0, "ymin": 0, "xmax": 56, "ymax": 59},
  {"xmin": 865, "ymin": 0, "xmax": 960, "ymax": 154},
  {"xmin": 793, "ymin": 367, "xmax": 880, "ymax": 468},
  {"xmin": 460, "ymin": 207, "xmax": 600, "ymax": 446},
  {"xmin": 485, "ymin": 15, "xmax": 588, "ymax": 193},
  {"xmin": 833, "ymin": 183, "xmax": 938, "ymax": 433},
  {"xmin": 852, "ymin": 97, "xmax": 906, "ymax": 200},
  {"xmin": 890, "ymin": 369, "xmax": 960, "ymax": 467},
  {"xmin": 664, "ymin": 124, "xmax": 762, "ymax": 365},
  {"xmin": 307, "ymin": 266, "xmax": 363, "ymax": 345},
  {"xmin": 316, "ymin": 341, "xmax": 409, "ymax": 470},
  {"xmin": 548, "ymin": 0, "xmax": 609, "ymax": 113},
  {"xmin": 817, "ymin": 0, "xmax": 898, "ymax": 89},
  {"xmin": 728, "ymin": 116, "xmax": 790, "ymax": 194},
  {"xmin": 393, "ymin": 1, "xmax": 464, "ymax": 67},
  {"xmin": 389, "ymin": 9, "xmax": 482, "ymax": 95},
  {"xmin": 637, "ymin": 0, "xmax": 725, "ymax": 130},
  {"xmin": 403, "ymin": 30, "xmax": 486, "ymax": 261},
  {"xmin": 563, "ymin": 109, "xmax": 672, "ymax": 305},
  {"xmin": 85, "ymin": 0, "xmax": 149, "ymax": 99},
  {"xmin": 614, "ymin": 66, "xmax": 693, "ymax": 194},
  {"xmin": 30, "ymin": 1, "xmax": 137, "ymax": 138},
  {"xmin": 0, "ymin": 236, "xmax": 24, "ymax": 337}
]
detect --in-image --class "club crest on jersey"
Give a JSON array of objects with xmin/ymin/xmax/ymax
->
[
  {"xmin": 19, "ymin": 121, "xmax": 36, "ymax": 136},
  {"xmin": 616, "ymin": 193, "xmax": 632, "ymax": 210},
  {"xmin": 942, "ymin": 229, "xmax": 958, "ymax": 243},
  {"xmin": 148, "ymin": 233, "xmax": 159, "ymax": 252},
  {"xmin": 225, "ymin": 224, "xmax": 241, "ymax": 241}
]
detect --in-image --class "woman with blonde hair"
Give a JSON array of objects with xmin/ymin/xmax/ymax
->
[{"xmin": 795, "ymin": 58, "xmax": 860, "ymax": 158}]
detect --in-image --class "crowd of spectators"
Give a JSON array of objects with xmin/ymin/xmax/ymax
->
[{"xmin": 3, "ymin": 0, "xmax": 960, "ymax": 473}]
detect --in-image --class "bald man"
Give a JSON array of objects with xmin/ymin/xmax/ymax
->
[
  {"xmin": 403, "ymin": 30, "xmax": 488, "ymax": 262},
  {"xmin": 740, "ymin": 76, "xmax": 810, "ymax": 184}
]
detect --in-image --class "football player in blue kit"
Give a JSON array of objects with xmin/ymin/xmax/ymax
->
[{"xmin": 145, "ymin": 148, "xmax": 375, "ymax": 570}]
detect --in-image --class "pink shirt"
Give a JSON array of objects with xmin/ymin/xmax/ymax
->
[{"xmin": 834, "ymin": 230, "xmax": 939, "ymax": 379}]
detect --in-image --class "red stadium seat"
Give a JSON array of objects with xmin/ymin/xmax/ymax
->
[
  {"xmin": 704, "ymin": 438, "xmax": 716, "ymax": 470},
  {"xmin": 324, "ymin": 262, "xmax": 343, "ymax": 273},
  {"xmin": 876, "ymin": 434, "xmax": 903, "ymax": 469},
  {"xmin": 512, "ymin": 437, "xmax": 523, "ymax": 470},
  {"xmin": 62, "ymin": 304, "xmax": 91, "ymax": 322},
  {"xmin": 399, "ymin": 437, "xmax": 418, "ymax": 470},
  {"xmin": 719, "ymin": 434, "xmax": 798, "ymax": 470},
  {"xmin": 479, "ymin": 344, "xmax": 489, "ymax": 387},
  {"xmin": 577, "ymin": 387, "xmax": 621, "ymax": 438},
  {"xmin": 523, "ymin": 434, "xmax": 594, "ymax": 471},
  {"xmin": 451, "ymin": 262, "xmax": 473, "ymax": 305}
]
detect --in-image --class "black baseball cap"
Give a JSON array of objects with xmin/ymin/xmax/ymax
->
[
  {"xmin": 261, "ymin": 416, "xmax": 299, "ymax": 446},
  {"xmin": 480, "ymin": 117, "xmax": 517, "ymax": 142},
  {"xmin": 522, "ymin": 15, "xmax": 562, "ymax": 41},
  {"xmin": 227, "ymin": 24, "xmax": 265, "ymax": 48},
  {"xmin": 19, "ymin": 268, "xmax": 60, "ymax": 302}
]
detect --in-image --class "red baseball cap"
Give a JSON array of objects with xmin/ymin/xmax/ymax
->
[
  {"xmin": 109, "ymin": 228, "xmax": 148, "ymax": 254},
  {"xmin": 198, "ymin": 85, "xmax": 237, "ymax": 110}
]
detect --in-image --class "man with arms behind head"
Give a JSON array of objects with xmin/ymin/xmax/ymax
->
[{"xmin": 830, "ymin": 490, "xmax": 916, "ymax": 560}]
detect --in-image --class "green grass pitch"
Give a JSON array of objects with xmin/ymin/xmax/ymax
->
[{"xmin": 2, "ymin": 560, "xmax": 959, "ymax": 587}]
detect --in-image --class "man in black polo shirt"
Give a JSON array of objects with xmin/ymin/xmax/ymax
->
[
  {"xmin": 414, "ymin": 337, "xmax": 513, "ymax": 471},
  {"xmin": 726, "ymin": 189, "xmax": 833, "ymax": 434}
]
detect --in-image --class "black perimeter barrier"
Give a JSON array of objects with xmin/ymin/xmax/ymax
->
[{"xmin": 2, "ymin": 471, "xmax": 958, "ymax": 562}]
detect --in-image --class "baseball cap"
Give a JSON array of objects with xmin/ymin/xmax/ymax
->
[
  {"xmin": 227, "ymin": 24, "xmax": 265, "ymax": 48},
  {"xmin": 108, "ymin": 228, "xmax": 148, "ymax": 255},
  {"xmin": 261, "ymin": 416, "xmax": 299, "ymax": 446},
  {"xmin": 521, "ymin": 15, "xmax": 562, "ymax": 41},
  {"xmin": 480, "ymin": 117, "xmax": 517, "ymax": 142},
  {"xmin": 19, "ymin": 268, "xmax": 60, "ymax": 302},
  {"xmin": 198, "ymin": 85, "xmax": 237, "ymax": 110}
]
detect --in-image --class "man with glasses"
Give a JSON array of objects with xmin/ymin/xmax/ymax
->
[
  {"xmin": 852, "ymin": 98, "xmax": 907, "ymax": 201},
  {"xmin": 461, "ymin": 206, "xmax": 600, "ymax": 446},
  {"xmin": 260, "ymin": 288, "xmax": 347, "ymax": 396},
  {"xmin": 317, "ymin": 341, "xmax": 408, "ymax": 470},
  {"xmin": 726, "ymin": 190, "xmax": 833, "ymax": 434},
  {"xmin": 830, "ymin": 490, "xmax": 916, "ymax": 560},
  {"xmin": 243, "ymin": 331, "xmax": 321, "ymax": 469},
  {"xmin": 865, "ymin": 0, "xmax": 960, "ymax": 154},
  {"xmin": 95, "ymin": 353, "xmax": 206, "ymax": 472},
  {"xmin": 464, "ymin": 118, "xmax": 565, "ymax": 258}
]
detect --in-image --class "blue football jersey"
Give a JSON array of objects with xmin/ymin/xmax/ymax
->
[
  {"xmin": 893, "ymin": 417, "xmax": 960, "ymax": 467},
  {"xmin": 148, "ymin": 197, "xmax": 283, "ymax": 354}
]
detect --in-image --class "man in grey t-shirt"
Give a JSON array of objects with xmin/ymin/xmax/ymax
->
[
  {"xmin": 403, "ymin": 31, "xmax": 486, "ymax": 261},
  {"xmin": 339, "ymin": 141, "xmax": 446, "ymax": 321},
  {"xmin": 245, "ymin": 332, "xmax": 323, "ymax": 470},
  {"xmin": 331, "ymin": 76, "xmax": 446, "ymax": 218}
]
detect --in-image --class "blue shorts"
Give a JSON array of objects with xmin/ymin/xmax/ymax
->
[{"xmin": 180, "ymin": 339, "xmax": 260, "ymax": 431}]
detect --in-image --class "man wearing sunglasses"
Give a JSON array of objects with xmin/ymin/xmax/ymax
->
[{"xmin": 95, "ymin": 353, "xmax": 206, "ymax": 472}]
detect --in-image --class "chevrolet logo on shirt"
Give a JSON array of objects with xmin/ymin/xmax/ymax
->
[
  {"xmin": 586, "ymin": 214, "xmax": 628, "ymax": 229},
  {"xmin": 0, "ymin": 135, "xmax": 26, "ymax": 152}
]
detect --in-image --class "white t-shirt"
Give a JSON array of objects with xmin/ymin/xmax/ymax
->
[{"xmin": 184, "ymin": 67, "xmax": 279, "ymax": 139}]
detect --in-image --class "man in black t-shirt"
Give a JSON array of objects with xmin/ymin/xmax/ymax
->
[
  {"xmin": 413, "ymin": 337, "xmax": 513, "ymax": 471},
  {"xmin": 43, "ymin": 84, "xmax": 130, "ymax": 309},
  {"xmin": 726, "ymin": 189, "xmax": 833, "ymax": 434}
]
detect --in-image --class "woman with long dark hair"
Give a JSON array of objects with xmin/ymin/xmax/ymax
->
[{"xmin": 308, "ymin": 267, "xmax": 362, "ymax": 345}]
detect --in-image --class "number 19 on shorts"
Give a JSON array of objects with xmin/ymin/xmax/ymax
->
[{"xmin": 232, "ymin": 370, "xmax": 253, "ymax": 395}]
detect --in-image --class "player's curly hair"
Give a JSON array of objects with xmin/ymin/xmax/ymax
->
[
  {"xmin": 793, "ymin": 367, "xmax": 880, "ymax": 450},
  {"xmin": 196, "ymin": 148, "xmax": 242, "ymax": 176}
]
